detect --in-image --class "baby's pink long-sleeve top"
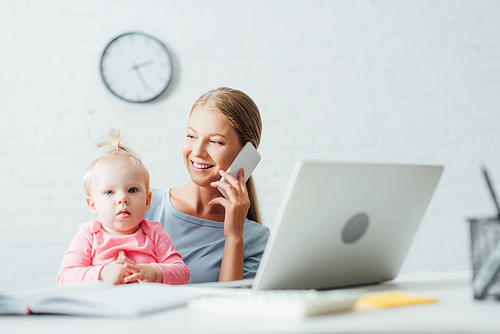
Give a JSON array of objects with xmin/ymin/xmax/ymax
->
[{"xmin": 57, "ymin": 220, "xmax": 189, "ymax": 285}]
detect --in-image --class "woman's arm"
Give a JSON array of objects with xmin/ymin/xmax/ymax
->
[
  {"xmin": 210, "ymin": 169, "xmax": 250, "ymax": 281},
  {"xmin": 219, "ymin": 234, "xmax": 245, "ymax": 281}
]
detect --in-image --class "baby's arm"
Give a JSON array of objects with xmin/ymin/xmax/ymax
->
[
  {"xmin": 58, "ymin": 224, "xmax": 134, "ymax": 285},
  {"xmin": 116, "ymin": 222, "xmax": 190, "ymax": 284},
  {"xmin": 120, "ymin": 244, "xmax": 189, "ymax": 285},
  {"xmin": 150, "ymin": 225, "xmax": 190, "ymax": 285},
  {"xmin": 123, "ymin": 221, "xmax": 190, "ymax": 284},
  {"xmin": 57, "ymin": 225, "xmax": 104, "ymax": 285}
]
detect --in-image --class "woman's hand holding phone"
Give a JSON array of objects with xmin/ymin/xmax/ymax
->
[
  {"xmin": 209, "ymin": 142, "xmax": 260, "ymax": 235},
  {"xmin": 209, "ymin": 168, "xmax": 250, "ymax": 238}
]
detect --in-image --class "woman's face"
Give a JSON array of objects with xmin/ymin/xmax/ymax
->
[{"xmin": 182, "ymin": 105, "xmax": 242, "ymax": 188}]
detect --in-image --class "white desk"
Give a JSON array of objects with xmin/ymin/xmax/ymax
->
[{"xmin": 2, "ymin": 271, "xmax": 499, "ymax": 334}]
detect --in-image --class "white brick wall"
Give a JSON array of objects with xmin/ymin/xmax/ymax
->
[{"xmin": 1, "ymin": 0, "xmax": 499, "ymax": 290}]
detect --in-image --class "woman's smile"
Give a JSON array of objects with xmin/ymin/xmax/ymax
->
[{"xmin": 192, "ymin": 161, "xmax": 215, "ymax": 170}]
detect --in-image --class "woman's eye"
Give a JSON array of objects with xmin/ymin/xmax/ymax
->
[
  {"xmin": 186, "ymin": 134, "xmax": 195, "ymax": 139},
  {"xmin": 128, "ymin": 187, "xmax": 138, "ymax": 193},
  {"xmin": 210, "ymin": 140, "xmax": 224, "ymax": 145}
]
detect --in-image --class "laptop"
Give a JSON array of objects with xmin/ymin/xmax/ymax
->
[{"xmin": 200, "ymin": 161, "xmax": 443, "ymax": 291}]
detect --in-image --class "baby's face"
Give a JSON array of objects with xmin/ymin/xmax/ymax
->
[{"xmin": 86, "ymin": 163, "xmax": 151, "ymax": 235}]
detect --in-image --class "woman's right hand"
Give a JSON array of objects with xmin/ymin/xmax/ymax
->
[
  {"xmin": 209, "ymin": 168, "xmax": 249, "ymax": 281},
  {"xmin": 209, "ymin": 168, "xmax": 250, "ymax": 239}
]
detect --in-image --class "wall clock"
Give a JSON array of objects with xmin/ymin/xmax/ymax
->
[{"xmin": 100, "ymin": 32, "xmax": 173, "ymax": 103}]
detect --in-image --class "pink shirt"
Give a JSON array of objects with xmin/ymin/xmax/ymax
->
[{"xmin": 57, "ymin": 220, "xmax": 189, "ymax": 285}]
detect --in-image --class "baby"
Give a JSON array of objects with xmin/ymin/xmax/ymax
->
[{"xmin": 57, "ymin": 129, "xmax": 189, "ymax": 285}]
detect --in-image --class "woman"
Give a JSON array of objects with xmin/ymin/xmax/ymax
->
[{"xmin": 145, "ymin": 87, "xmax": 270, "ymax": 283}]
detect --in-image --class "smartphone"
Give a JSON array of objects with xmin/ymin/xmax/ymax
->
[{"xmin": 218, "ymin": 142, "xmax": 261, "ymax": 199}]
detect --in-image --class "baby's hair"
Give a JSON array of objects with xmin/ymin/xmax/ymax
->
[{"xmin": 83, "ymin": 129, "xmax": 150, "ymax": 196}]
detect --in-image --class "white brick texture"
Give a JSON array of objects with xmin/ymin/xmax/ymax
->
[{"xmin": 1, "ymin": 0, "xmax": 499, "ymax": 290}]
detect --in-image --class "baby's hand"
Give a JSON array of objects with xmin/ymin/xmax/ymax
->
[
  {"xmin": 120, "ymin": 256, "xmax": 163, "ymax": 283},
  {"xmin": 99, "ymin": 261, "xmax": 132, "ymax": 285}
]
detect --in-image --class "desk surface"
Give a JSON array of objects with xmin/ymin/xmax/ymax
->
[{"xmin": 2, "ymin": 271, "xmax": 499, "ymax": 334}]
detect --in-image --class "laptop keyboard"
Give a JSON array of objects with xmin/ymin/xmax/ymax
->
[{"xmin": 187, "ymin": 289, "xmax": 362, "ymax": 318}]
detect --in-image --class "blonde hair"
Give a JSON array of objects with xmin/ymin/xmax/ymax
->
[
  {"xmin": 191, "ymin": 87, "xmax": 263, "ymax": 225},
  {"xmin": 84, "ymin": 129, "xmax": 150, "ymax": 196}
]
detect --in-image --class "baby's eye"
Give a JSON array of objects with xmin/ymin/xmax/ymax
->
[
  {"xmin": 105, "ymin": 190, "xmax": 114, "ymax": 195},
  {"xmin": 128, "ymin": 187, "xmax": 139, "ymax": 193}
]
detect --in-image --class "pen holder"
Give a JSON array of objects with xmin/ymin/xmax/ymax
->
[{"xmin": 469, "ymin": 217, "xmax": 500, "ymax": 300}]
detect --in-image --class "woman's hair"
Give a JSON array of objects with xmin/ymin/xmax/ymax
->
[
  {"xmin": 83, "ymin": 129, "xmax": 150, "ymax": 196},
  {"xmin": 191, "ymin": 87, "xmax": 263, "ymax": 225}
]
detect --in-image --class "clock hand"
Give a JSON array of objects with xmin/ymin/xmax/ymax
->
[
  {"xmin": 135, "ymin": 60, "xmax": 154, "ymax": 68},
  {"xmin": 132, "ymin": 64, "xmax": 151, "ymax": 91}
]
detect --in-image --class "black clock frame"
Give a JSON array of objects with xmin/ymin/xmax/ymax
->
[{"xmin": 99, "ymin": 31, "xmax": 173, "ymax": 103}]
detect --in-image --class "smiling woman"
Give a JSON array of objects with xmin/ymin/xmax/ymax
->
[
  {"xmin": 182, "ymin": 105, "xmax": 242, "ymax": 190},
  {"xmin": 144, "ymin": 87, "xmax": 270, "ymax": 283}
]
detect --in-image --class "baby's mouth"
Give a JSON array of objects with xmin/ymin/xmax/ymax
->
[{"xmin": 117, "ymin": 210, "xmax": 131, "ymax": 219}]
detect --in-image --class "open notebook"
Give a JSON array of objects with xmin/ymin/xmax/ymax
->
[{"xmin": 0, "ymin": 282, "xmax": 203, "ymax": 317}]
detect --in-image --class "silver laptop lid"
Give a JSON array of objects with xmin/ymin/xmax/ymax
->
[{"xmin": 253, "ymin": 161, "xmax": 443, "ymax": 290}]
